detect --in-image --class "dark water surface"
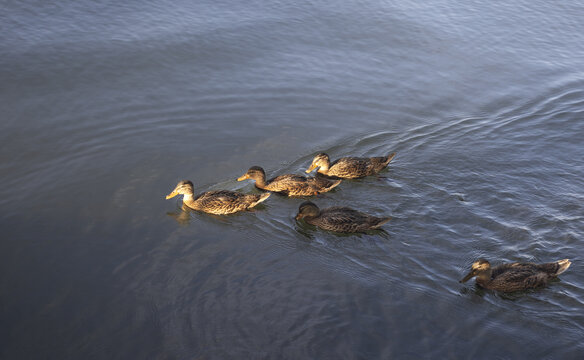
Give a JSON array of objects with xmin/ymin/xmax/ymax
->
[{"xmin": 2, "ymin": 0, "xmax": 583, "ymax": 358}]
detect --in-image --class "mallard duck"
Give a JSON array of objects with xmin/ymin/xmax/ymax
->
[
  {"xmin": 306, "ymin": 152, "xmax": 396, "ymax": 179},
  {"xmin": 165, "ymin": 180, "xmax": 270, "ymax": 215},
  {"xmin": 295, "ymin": 201, "xmax": 391, "ymax": 233},
  {"xmin": 237, "ymin": 166, "xmax": 341, "ymax": 196},
  {"xmin": 460, "ymin": 258, "xmax": 571, "ymax": 292}
]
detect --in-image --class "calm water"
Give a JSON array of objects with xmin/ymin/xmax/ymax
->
[{"xmin": 1, "ymin": 0, "xmax": 583, "ymax": 358}]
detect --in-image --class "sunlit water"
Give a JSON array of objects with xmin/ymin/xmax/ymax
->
[{"xmin": 1, "ymin": 0, "xmax": 583, "ymax": 358}]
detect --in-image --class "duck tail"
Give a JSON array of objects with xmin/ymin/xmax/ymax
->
[
  {"xmin": 251, "ymin": 192, "xmax": 271, "ymax": 207},
  {"xmin": 554, "ymin": 259, "xmax": 571, "ymax": 275},
  {"xmin": 371, "ymin": 216, "xmax": 392, "ymax": 229},
  {"xmin": 327, "ymin": 179, "xmax": 342, "ymax": 190},
  {"xmin": 384, "ymin": 152, "xmax": 397, "ymax": 165}
]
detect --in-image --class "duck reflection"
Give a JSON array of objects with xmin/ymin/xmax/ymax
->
[{"xmin": 166, "ymin": 204, "xmax": 194, "ymax": 226}]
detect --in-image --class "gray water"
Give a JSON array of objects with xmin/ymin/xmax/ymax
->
[{"xmin": 1, "ymin": 0, "xmax": 583, "ymax": 358}]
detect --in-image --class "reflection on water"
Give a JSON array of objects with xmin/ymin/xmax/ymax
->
[
  {"xmin": 166, "ymin": 204, "xmax": 195, "ymax": 226},
  {"xmin": 2, "ymin": 0, "xmax": 584, "ymax": 358}
]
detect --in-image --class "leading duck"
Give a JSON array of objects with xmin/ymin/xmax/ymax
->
[
  {"xmin": 166, "ymin": 180, "xmax": 270, "ymax": 215},
  {"xmin": 306, "ymin": 152, "xmax": 396, "ymax": 179},
  {"xmin": 460, "ymin": 258, "xmax": 571, "ymax": 292},
  {"xmin": 237, "ymin": 166, "xmax": 341, "ymax": 197}
]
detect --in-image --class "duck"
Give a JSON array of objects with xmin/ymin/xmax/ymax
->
[
  {"xmin": 295, "ymin": 201, "xmax": 391, "ymax": 233},
  {"xmin": 305, "ymin": 152, "xmax": 396, "ymax": 179},
  {"xmin": 237, "ymin": 166, "xmax": 341, "ymax": 197},
  {"xmin": 460, "ymin": 258, "xmax": 571, "ymax": 292},
  {"xmin": 165, "ymin": 180, "xmax": 270, "ymax": 215}
]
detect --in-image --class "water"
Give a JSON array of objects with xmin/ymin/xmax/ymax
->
[{"xmin": 1, "ymin": 0, "xmax": 583, "ymax": 358}]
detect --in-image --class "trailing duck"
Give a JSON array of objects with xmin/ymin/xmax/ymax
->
[{"xmin": 460, "ymin": 258, "xmax": 571, "ymax": 292}]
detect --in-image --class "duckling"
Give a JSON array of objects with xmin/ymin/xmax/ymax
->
[
  {"xmin": 306, "ymin": 152, "xmax": 396, "ymax": 179},
  {"xmin": 295, "ymin": 201, "xmax": 391, "ymax": 233},
  {"xmin": 237, "ymin": 166, "xmax": 341, "ymax": 197},
  {"xmin": 165, "ymin": 180, "xmax": 270, "ymax": 215},
  {"xmin": 460, "ymin": 258, "xmax": 571, "ymax": 292}
]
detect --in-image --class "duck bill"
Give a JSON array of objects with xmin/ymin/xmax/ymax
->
[
  {"xmin": 459, "ymin": 271, "xmax": 475, "ymax": 283},
  {"xmin": 165, "ymin": 190, "xmax": 178, "ymax": 200},
  {"xmin": 305, "ymin": 164, "xmax": 317, "ymax": 173},
  {"xmin": 295, "ymin": 214, "xmax": 303, "ymax": 220},
  {"xmin": 237, "ymin": 174, "xmax": 249, "ymax": 181}
]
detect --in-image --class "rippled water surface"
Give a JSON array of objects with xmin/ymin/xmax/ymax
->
[{"xmin": 1, "ymin": 0, "xmax": 584, "ymax": 358}]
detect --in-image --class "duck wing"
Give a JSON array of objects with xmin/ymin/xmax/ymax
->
[
  {"xmin": 264, "ymin": 174, "xmax": 318, "ymax": 196},
  {"xmin": 310, "ymin": 207, "xmax": 389, "ymax": 233},
  {"xmin": 328, "ymin": 157, "xmax": 372, "ymax": 178},
  {"xmin": 326, "ymin": 153, "xmax": 395, "ymax": 178},
  {"xmin": 369, "ymin": 153, "xmax": 396, "ymax": 172},
  {"xmin": 308, "ymin": 176, "xmax": 342, "ymax": 192},
  {"xmin": 536, "ymin": 259, "xmax": 571, "ymax": 276},
  {"xmin": 489, "ymin": 262, "xmax": 560, "ymax": 291},
  {"xmin": 194, "ymin": 190, "xmax": 254, "ymax": 214}
]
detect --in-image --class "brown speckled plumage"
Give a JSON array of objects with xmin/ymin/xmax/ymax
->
[
  {"xmin": 295, "ymin": 201, "xmax": 391, "ymax": 233},
  {"xmin": 237, "ymin": 166, "xmax": 341, "ymax": 196},
  {"xmin": 306, "ymin": 152, "xmax": 396, "ymax": 179},
  {"xmin": 165, "ymin": 180, "xmax": 270, "ymax": 215},
  {"xmin": 460, "ymin": 258, "xmax": 571, "ymax": 292}
]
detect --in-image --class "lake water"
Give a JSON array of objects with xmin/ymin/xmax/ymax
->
[{"xmin": 1, "ymin": 0, "xmax": 583, "ymax": 358}]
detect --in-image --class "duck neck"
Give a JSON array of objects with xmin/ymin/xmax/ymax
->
[
  {"xmin": 475, "ymin": 270, "xmax": 492, "ymax": 286},
  {"xmin": 304, "ymin": 208, "xmax": 320, "ymax": 221},
  {"xmin": 318, "ymin": 161, "xmax": 330, "ymax": 174},
  {"xmin": 182, "ymin": 192, "xmax": 196, "ymax": 207},
  {"xmin": 252, "ymin": 174, "xmax": 268, "ymax": 188}
]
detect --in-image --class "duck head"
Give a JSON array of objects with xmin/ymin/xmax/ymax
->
[
  {"xmin": 460, "ymin": 259, "xmax": 492, "ymax": 283},
  {"xmin": 295, "ymin": 201, "xmax": 321, "ymax": 220},
  {"xmin": 166, "ymin": 180, "xmax": 194, "ymax": 199},
  {"xmin": 306, "ymin": 153, "xmax": 330, "ymax": 173},
  {"xmin": 237, "ymin": 166, "xmax": 266, "ymax": 182}
]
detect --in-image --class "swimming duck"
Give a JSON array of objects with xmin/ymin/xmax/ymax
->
[
  {"xmin": 237, "ymin": 166, "xmax": 341, "ymax": 196},
  {"xmin": 165, "ymin": 180, "xmax": 270, "ymax": 215},
  {"xmin": 306, "ymin": 152, "xmax": 396, "ymax": 179},
  {"xmin": 295, "ymin": 201, "xmax": 391, "ymax": 233},
  {"xmin": 460, "ymin": 258, "xmax": 571, "ymax": 292}
]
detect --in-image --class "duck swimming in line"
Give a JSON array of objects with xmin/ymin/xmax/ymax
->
[
  {"xmin": 460, "ymin": 258, "xmax": 571, "ymax": 292},
  {"xmin": 165, "ymin": 180, "xmax": 270, "ymax": 215},
  {"xmin": 295, "ymin": 201, "xmax": 391, "ymax": 233},
  {"xmin": 237, "ymin": 166, "xmax": 341, "ymax": 197},
  {"xmin": 305, "ymin": 152, "xmax": 396, "ymax": 179}
]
